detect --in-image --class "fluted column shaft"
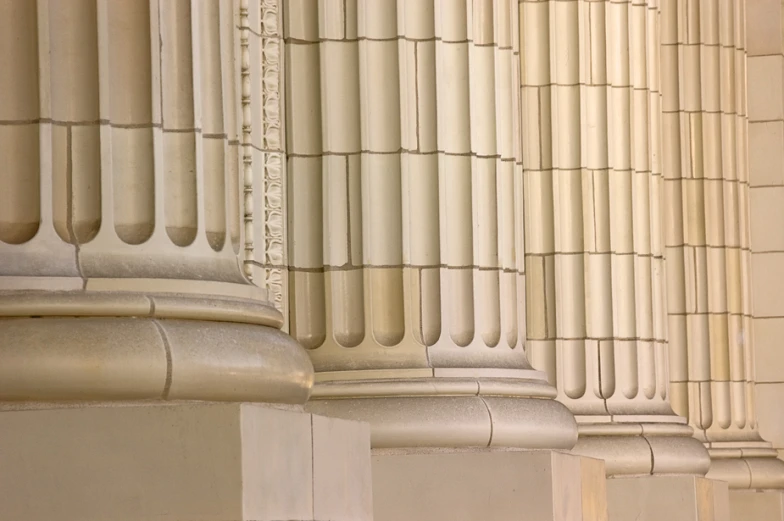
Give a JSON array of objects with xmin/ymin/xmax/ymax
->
[
  {"xmin": 0, "ymin": 0, "xmax": 312, "ymax": 405},
  {"xmin": 661, "ymin": 0, "xmax": 784, "ymax": 489},
  {"xmin": 521, "ymin": 0, "xmax": 710, "ymax": 476},
  {"xmin": 285, "ymin": 0, "xmax": 577, "ymax": 450}
]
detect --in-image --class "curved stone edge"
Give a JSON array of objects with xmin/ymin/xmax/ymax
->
[
  {"xmin": 0, "ymin": 316, "xmax": 314, "ymax": 404},
  {"xmin": 306, "ymin": 378, "xmax": 578, "ymax": 450},
  {"xmin": 572, "ymin": 424, "xmax": 712, "ymax": 477},
  {"xmin": 707, "ymin": 449, "xmax": 784, "ymax": 489},
  {"xmin": 0, "ymin": 289, "xmax": 283, "ymax": 328}
]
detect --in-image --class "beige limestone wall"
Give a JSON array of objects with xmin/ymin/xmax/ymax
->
[{"xmin": 747, "ymin": 0, "xmax": 784, "ymax": 461}]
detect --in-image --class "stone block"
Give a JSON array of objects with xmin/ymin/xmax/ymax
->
[
  {"xmin": 0, "ymin": 403, "xmax": 372, "ymax": 521},
  {"xmin": 312, "ymin": 413, "xmax": 373, "ymax": 521},
  {"xmin": 729, "ymin": 490, "xmax": 784, "ymax": 521},
  {"xmin": 371, "ymin": 449, "xmax": 607, "ymax": 521},
  {"xmin": 606, "ymin": 475, "xmax": 729, "ymax": 521}
]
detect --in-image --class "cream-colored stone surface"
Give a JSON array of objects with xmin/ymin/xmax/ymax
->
[
  {"xmin": 757, "ymin": 383, "xmax": 784, "ymax": 450},
  {"xmin": 240, "ymin": 405, "xmax": 314, "ymax": 520},
  {"xmin": 752, "ymin": 253, "xmax": 784, "ymax": 318},
  {"xmin": 658, "ymin": 0, "xmax": 784, "ymax": 491},
  {"xmin": 729, "ymin": 490, "xmax": 784, "ymax": 521},
  {"xmin": 0, "ymin": 403, "xmax": 371, "ymax": 521},
  {"xmin": 749, "ymin": 121, "xmax": 784, "ymax": 187},
  {"xmin": 748, "ymin": 56, "xmax": 784, "ymax": 122},
  {"xmin": 286, "ymin": 0, "xmax": 578, "ymax": 452},
  {"xmin": 0, "ymin": 0, "xmax": 313, "ymax": 407},
  {"xmin": 754, "ymin": 318, "xmax": 784, "ymax": 383},
  {"xmin": 312, "ymin": 414, "xmax": 374, "ymax": 521},
  {"xmin": 519, "ymin": 0, "xmax": 707, "ymax": 476},
  {"xmin": 746, "ymin": 0, "xmax": 784, "ymax": 478},
  {"xmin": 371, "ymin": 449, "xmax": 606, "ymax": 521},
  {"xmin": 4, "ymin": 0, "xmax": 784, "ymax": 519},
  {"xmin": 751, "ymin": 188, "xmax": 784, "ymax": 251},
  {"xmin": 606, "ymin": 476, "xmax": 729, "ymax": 521},
  {"xmin": 746, "ymin": 0, "xmax": 784, "ymax": 56}
]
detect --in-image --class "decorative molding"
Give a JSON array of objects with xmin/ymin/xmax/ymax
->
[
  {"xmin": 240, "ymin": 0, "xmax": 254, "ymax": 280},
  {"xmin": 259, "ymin": 0, "xmax": 286, "ymax": 317}
]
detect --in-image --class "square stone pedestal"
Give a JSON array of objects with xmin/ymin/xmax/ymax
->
[
  {"xmin": 0, "ymin": 403, "xmax": 372, "ymax": 521},
  {"xmin": 729, "ymin": 490, "xmax": 784, "ymax": 521},
  {"xmin": 606, "ymin": 475, "xmax": 729, "ymax": 521},
  {"xmin": 371, "ymin": 449, "xmax": 608, "ymax": 521}
]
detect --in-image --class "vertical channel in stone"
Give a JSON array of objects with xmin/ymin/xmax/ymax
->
[
  {"xmin": 629, "ymin": 0, "xmax": 656, "ymax": 401},
  {"xmin": 706, "ymin": 0, "xmax": 733, "ymax": 429},
  {"xmin": 436, "ymin": 0, "xmax": 474, "ymax": 348},
  {"xmin": 107, "ymin": 0, "xmax": 155, "ymax": 245},
  {"xmin": 220, "ymin": 0, "xmax": 241, "ymax": 253},
  {"xmin": 360, "ymin": 0, "xmax": 404, "ymax": 347},
  {"xmin": 197, "ymin": 0, "xmax": 228, "ymax": 252},
  {"xmin": 0, "ymin": 0, "xmax": 41, "ymax": 245},
  {"xmin": 496, "ymin": 0, "xmax": 520, "ymax": 349},
  {"xmin": 661, "ymin": 0, "xmax": 691, "ymax": 420},
  {"xmin": 580, "ymin": 0, "xmax": 615, "ymax": 401},
  {"xmin": 735, "ymin": 0, "xmax": 754, "ymax": 431},
  {"xmin": 401, "ymin": 0, "xmax": 441, "ymax": 347},
  {"xmin": 160, "ymin": 0, "xmax": 198, "ymax": 247},
  {"xmin": 286, "ymin": 1, "xmax": 326, "ymax": 349},
  {"xmin": 49, "ymin": 0, "xmax": 102, "ymax": 245},
  {"xmin": 607, "ymin": 0, "xmax": 639, "ymax": 401},
  {"xmin": 321, "ymin": 0, "xmax": 365, "ymax": 348},
  {"xmin": 552, "ymin": 0, "xmax": 587, "ymax": 400},
  {"xmin": 470, "ymin": 0, "xmax": 502, "ymax": 348},
  {"xmin": 721, "ymin": 0, "xmax": 747, "ymax": 430},
  {"xmin": 648, "ymin": 0, "xmax": 669, "ymax": 402},
  {"xmin": 521, "ymin": 0, "xmax": 556, "ymax": 381}
]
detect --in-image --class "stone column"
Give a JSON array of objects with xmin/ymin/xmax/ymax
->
[
  {"xmin": 284, "ymin": 0, "xmax": 577, "ymax": 451},
  {"xmin": 283, "ymin": 4, "xmax": 610, "ymax": 519},
  {"xmin": 660, "ymin": 0, "xmax": 784, "ymax": 495},
  {"xmin": 520, "ymin": 0, "xmax": 711, "ymax": 478},
  {"xmin": 0, "ymin": 3, "xmax": 373, "ymax": 520},
  {"xmin": 0, "ymin": 0, "xmax": 312, "ymax": 404}
]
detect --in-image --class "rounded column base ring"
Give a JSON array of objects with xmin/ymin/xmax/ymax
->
[
  {"xmin": 572, "ymin": 420, "xmax": 712, "ymax": 476},
  {"xmin": 306, "ymin": 375, "xmax": 578, "ymax": 449},
  {"xmin": 0, "ymin": 290, "xmax": 314, "ymax": 404}
]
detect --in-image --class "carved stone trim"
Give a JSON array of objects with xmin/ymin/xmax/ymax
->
[
  {"xmin": 240, "ymin": 0, "xmax": 254, "ymax": 280},
  {"xmin": 259, "ymin": 0, "xmax": 287, "ymax": 318}
]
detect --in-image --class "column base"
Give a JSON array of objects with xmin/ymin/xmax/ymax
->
[
  {"xmin": 371, "ymin": 449, "xmax": 608, "ymax": 521},
  {"xmin": 0, "ymin": 291, "xmax": 314, "ymax": 404},
  {"xmin": 707, "ymin": 445, "xmax": 784, "ymax": 489},
  {"xmin": 606, "ymin": 475, "xmax": 729, "ymax": 521},
  {"xmin": 0, "ymin": 402, "xmax": 372, "ymax": 521},
  {"xmin": 307, "ymin": 372, "xmax": 578, "ymax": 449},
  {"xmin": 729, "ymin": 490, "xmax": 784, "ymax": 521},
  {"xmin": 573, "ymin": 420, "xmax": 711, "ymax": 475}
]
